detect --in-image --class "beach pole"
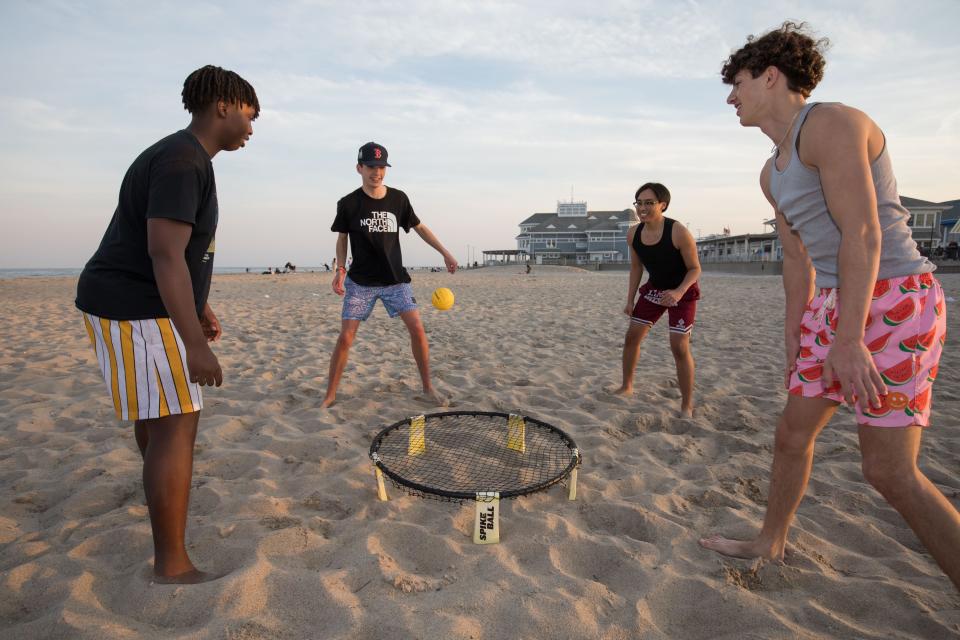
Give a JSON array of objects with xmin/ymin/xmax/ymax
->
[{"xmin": 375, "ymin": 467, "xmax": 389, "ymax": 501}]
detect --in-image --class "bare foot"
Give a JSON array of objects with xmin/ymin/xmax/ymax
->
[
  {"xmin": 151, "ymin": 569, "xmax": 220, "ymax": 585},
  {"xmin": 607, "ymin": 385, "xmax": 633, "ymax": 397},
  {"xmin": 698, "ymin": 534, "xmax": 782, "ymax": 561},
  {"xmin": 320, "ymin": 396, "xmax": 336, "ymax": 409},
  {"xmin": 678, "ymin": 407, "xmax": 694, "ymax": 419},
  {"xmin": 416, "ymin": 388, "xmax": 450, "ymax": 407}
]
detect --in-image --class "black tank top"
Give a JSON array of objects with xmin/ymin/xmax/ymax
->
[{"xmin": 631, "ymin": 217, "xmax": 689, "ymax": 289}]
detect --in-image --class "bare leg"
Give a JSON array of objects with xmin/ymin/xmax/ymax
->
[
  {"xmin": 399, "ymin": 310, "xmax": 446, "ymax": 405},
  {"xmin": 141, "ymin": 411, "xmax": 214, "ymax": 583},
  {"xmin": 859, "ymin": 425, "xmax": 960, "ymax": 590},
  {"xmin": 134, "ymin": 419, "xmax": 149, "ymax": 459},
  {"xmin": 320, "ymin": 319, "xmax": 361, "ymax": 408},
  {"xmin": 613, "ymin": 322, "xmax": 651, "ymax": 396},
  {"xmin": 699, "ymin": 394, "xmax": 838, "ymax": 559},
  {"xmin": 669, "ymin": 332, "xmax": 695, "ymax": 417}
]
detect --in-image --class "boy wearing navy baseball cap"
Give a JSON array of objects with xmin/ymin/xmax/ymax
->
[{"xmin": 321, "ymin": 142, "xmax": 458, "ymax": 407}]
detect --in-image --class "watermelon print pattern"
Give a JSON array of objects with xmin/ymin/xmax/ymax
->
[{"xmin": 788, "ymin": 274, "xmax": 946, "ymax": 427}]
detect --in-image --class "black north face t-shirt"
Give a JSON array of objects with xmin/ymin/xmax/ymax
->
[
  {"xmin": 331, "ymin": 187, "xmax": 421, "ymax": 286},
  {"xmin": 76, "ymin": 130, "xmax": 218, "ymax": 319}
]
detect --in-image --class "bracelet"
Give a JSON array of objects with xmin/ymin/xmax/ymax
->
[{"xmin": 337, "ymin": 266, "xmax": 346, "ymax": 273}]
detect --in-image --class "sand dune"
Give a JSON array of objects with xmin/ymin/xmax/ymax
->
[{"xmin": 1, "ymin": 267, "xmax": 958, "ymax": 639}]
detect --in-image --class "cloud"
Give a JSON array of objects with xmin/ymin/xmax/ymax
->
[
  {"xmin": 1, "ymin": 0, "xmax": 959, "ymax": 267},
  {"xmin": 1, "ymin": 97, "xmax": 85, "ymax": 132}
]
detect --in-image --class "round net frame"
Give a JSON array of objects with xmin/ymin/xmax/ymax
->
[{"xmin": 369, "ymin": 411, "xmax": 580, "ymax": 501}]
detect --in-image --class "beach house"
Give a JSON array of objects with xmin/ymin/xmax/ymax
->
[
  {"xmin": 516, "ymin": 201, "xmax": 636, "ymax": 265},
  {"xmin": 900, "ymin": 197, "xmax": 957, "ymax": 252},
  {"xmin": 695, "ymin": 195, "xmax": 958, "ymax": 265}
]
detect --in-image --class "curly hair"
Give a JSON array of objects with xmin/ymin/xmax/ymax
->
[
  {"xmin": 182, "ymin": 65, "xmax": 260, "ymax": 118},
  {"xmin": 721, "ymin": 22, "xmax": 829, "ymax": 98}
]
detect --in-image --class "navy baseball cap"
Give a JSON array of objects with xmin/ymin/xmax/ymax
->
[{"xmin": 357, "ymin": 142, "xmax": 391, "ymax": 167}]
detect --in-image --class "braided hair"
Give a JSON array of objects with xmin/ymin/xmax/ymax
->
[{"xmin": 181, "ymin": 65, "xmax": 260, "ymax": 118}]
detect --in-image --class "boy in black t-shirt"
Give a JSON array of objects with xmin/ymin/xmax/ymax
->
[
  {"xmin": 75, "ymin": 65, "xmax": 259, "ymax": 584},
  {"xmin": 320, "ymin": 142, "xmax": 458, "ymax": 408}
]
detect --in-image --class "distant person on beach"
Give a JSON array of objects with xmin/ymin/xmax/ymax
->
[
  {"xmin": 320, "ymin": 142, "xmax": 458, "ymax": 408},
  {"xmin": 612, "ymin": 182, "xmax": 701, "ymax": 418},
  {"xmin": 75, "ymin": 65, "xmax": 259, "ymax": 584},
  {"xmin": 698, "ymin": 22, "xmax": 958, "ymax": 591}
]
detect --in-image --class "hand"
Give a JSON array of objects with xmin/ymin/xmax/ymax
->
[
  {"xmin": 784, "ymin": 333, "xmax": 801, "ymax": 389},
  {"xmin": 624, "ymin": 302, "xmax": 634, "ymax": 316},
  {"xmin": 200, "ymin": 303, "xmax": 221, "ymax": 342},
  {"xmin": 659, "ymin": 289, "xmax": 682, "ymax": 307},
  {"xmin": 186, "ymin": 341, "xmax": 223, "ymax": 387},
  {"xmin": 443, "ymin": 253, "xmax": 458, "ymax": 273},
  {"xmin": 332, "ymin": 270, "xmax": 346, "ymax": 295},
  {"xmin": 822, "ymin": 338, "xmax": 887, "ymax": 410}
]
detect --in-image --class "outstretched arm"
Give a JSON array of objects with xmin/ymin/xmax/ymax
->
[
  {"xmin": 413, "ymin": 223, "xmax": 458, "ymax": 273},
  {"xmin": 762, "ymin": 159, "xmax": 815, "ymax": 389},
  {"xmin": 624, "ymin": 224, "xmax": 645, "ymax": 315},
  {"xmin": 148, "ymin": 218, "xmax": 222, "ymax": 387},
  {"xmin": 660, "ymin": 223, "xmax": 702, "ymax": 306},
  {"xmin": 803, "ymin": 106, "xmax": 885, "ymax": 409},
  {"xmin": 200, "ymin": 302, "xmax": 221, "ymax": 341},
  {"xmin": 331, "ymin": 233, "xmax": 348, "ymax": 295}
]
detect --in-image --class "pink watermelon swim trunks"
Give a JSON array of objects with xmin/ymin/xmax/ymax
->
[{"xmin": 788, "ymin": 272, "xmax": 946, "ymax": 427}]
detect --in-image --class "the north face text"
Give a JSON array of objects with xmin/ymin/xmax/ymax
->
[{"xmin": 361, "ymin": 211, "xmax": 398, "ymax": 233}]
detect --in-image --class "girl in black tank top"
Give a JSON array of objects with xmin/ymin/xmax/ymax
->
[
  {"xmin": 616, "ymin": 182, "xmax": 702, "ymax": 419},
  {"xmin": 632, "ymin": 217, "xmax": 692, "ymax": 291}
]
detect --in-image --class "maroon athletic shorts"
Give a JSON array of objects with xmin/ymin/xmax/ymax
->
[{"xmin": 631, "ymin": 281, "xmax": 700, "ymax": 334}]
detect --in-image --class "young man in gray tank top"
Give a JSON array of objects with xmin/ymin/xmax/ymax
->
[{"xmin": 698, "ymin": 22, "xmax": 958, "ymax": 591}]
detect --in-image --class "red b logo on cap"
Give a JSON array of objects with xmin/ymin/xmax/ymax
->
[{"xmin": 374, "ymin": 148, "xmax": 382, "ymax": 159}]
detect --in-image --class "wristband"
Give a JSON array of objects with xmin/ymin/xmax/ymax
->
[{"xmin": 337, "ymin": 266, "xmax": 346, "ymax": 273}]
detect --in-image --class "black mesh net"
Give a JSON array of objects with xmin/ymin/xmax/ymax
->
[{"xmin": 370, "ymin": 412, "xmax": 579, "ymax": 500}]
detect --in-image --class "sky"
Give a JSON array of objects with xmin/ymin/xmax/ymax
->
[{"xmin": 1, "ymin": 0, "xmax": 958, "ymax": 268}]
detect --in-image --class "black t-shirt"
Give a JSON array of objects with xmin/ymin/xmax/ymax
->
[
  {"xmin": 76, "ymin": 130, "xmax": 218, "ymax": 319},
  {"xmin": 331, "ymin": 187, "xmax": 421, "ymax": 286}
]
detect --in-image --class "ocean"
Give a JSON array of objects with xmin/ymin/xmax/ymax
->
[
  {"xmin": 0, "ymin": 266, "xmax": 444, "ymax": 280},
  {"xmin": 0, "ymin": 267, "xmax": 287, "ymax": 280}
]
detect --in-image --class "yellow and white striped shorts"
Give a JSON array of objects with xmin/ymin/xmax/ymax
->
[{"xmin": 81, "ymin": 312, "xmax": 203, "ymax": 421}]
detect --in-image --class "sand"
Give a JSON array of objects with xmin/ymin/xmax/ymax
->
[{"xmin": 1, "ymin": 267, "xmax": 958, "ymax": 639}]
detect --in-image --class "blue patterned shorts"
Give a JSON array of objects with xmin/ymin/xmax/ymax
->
[{"xmin": 342, "ymin": 276, "xmax": 418, "ymax": 321}]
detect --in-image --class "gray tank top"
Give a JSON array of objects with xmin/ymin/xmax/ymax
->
[{"xmin": 769, "ymin": 102, "xmax": 933, "ymax": 289}]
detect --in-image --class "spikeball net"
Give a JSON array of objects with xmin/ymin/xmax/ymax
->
[{"xmin": 369, "ymin": 411, "xmax": 581, "ymax": 544}]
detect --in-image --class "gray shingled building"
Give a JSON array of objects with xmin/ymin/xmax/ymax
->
[
  {"xmin": 693, "ymin": 195, "xmax": 957, "ymax": 263},
  {"xmin": 899, "ymin": 196, "xmax": 958, "ymax": 250},
  {"xmin": 516, "ymin": 201, "xmax": 636, "ymax": 265}
]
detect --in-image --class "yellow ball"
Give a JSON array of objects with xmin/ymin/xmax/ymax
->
[{"xmin": 431, "ymin": 287, "xmax": 455, "ymax": 310}]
